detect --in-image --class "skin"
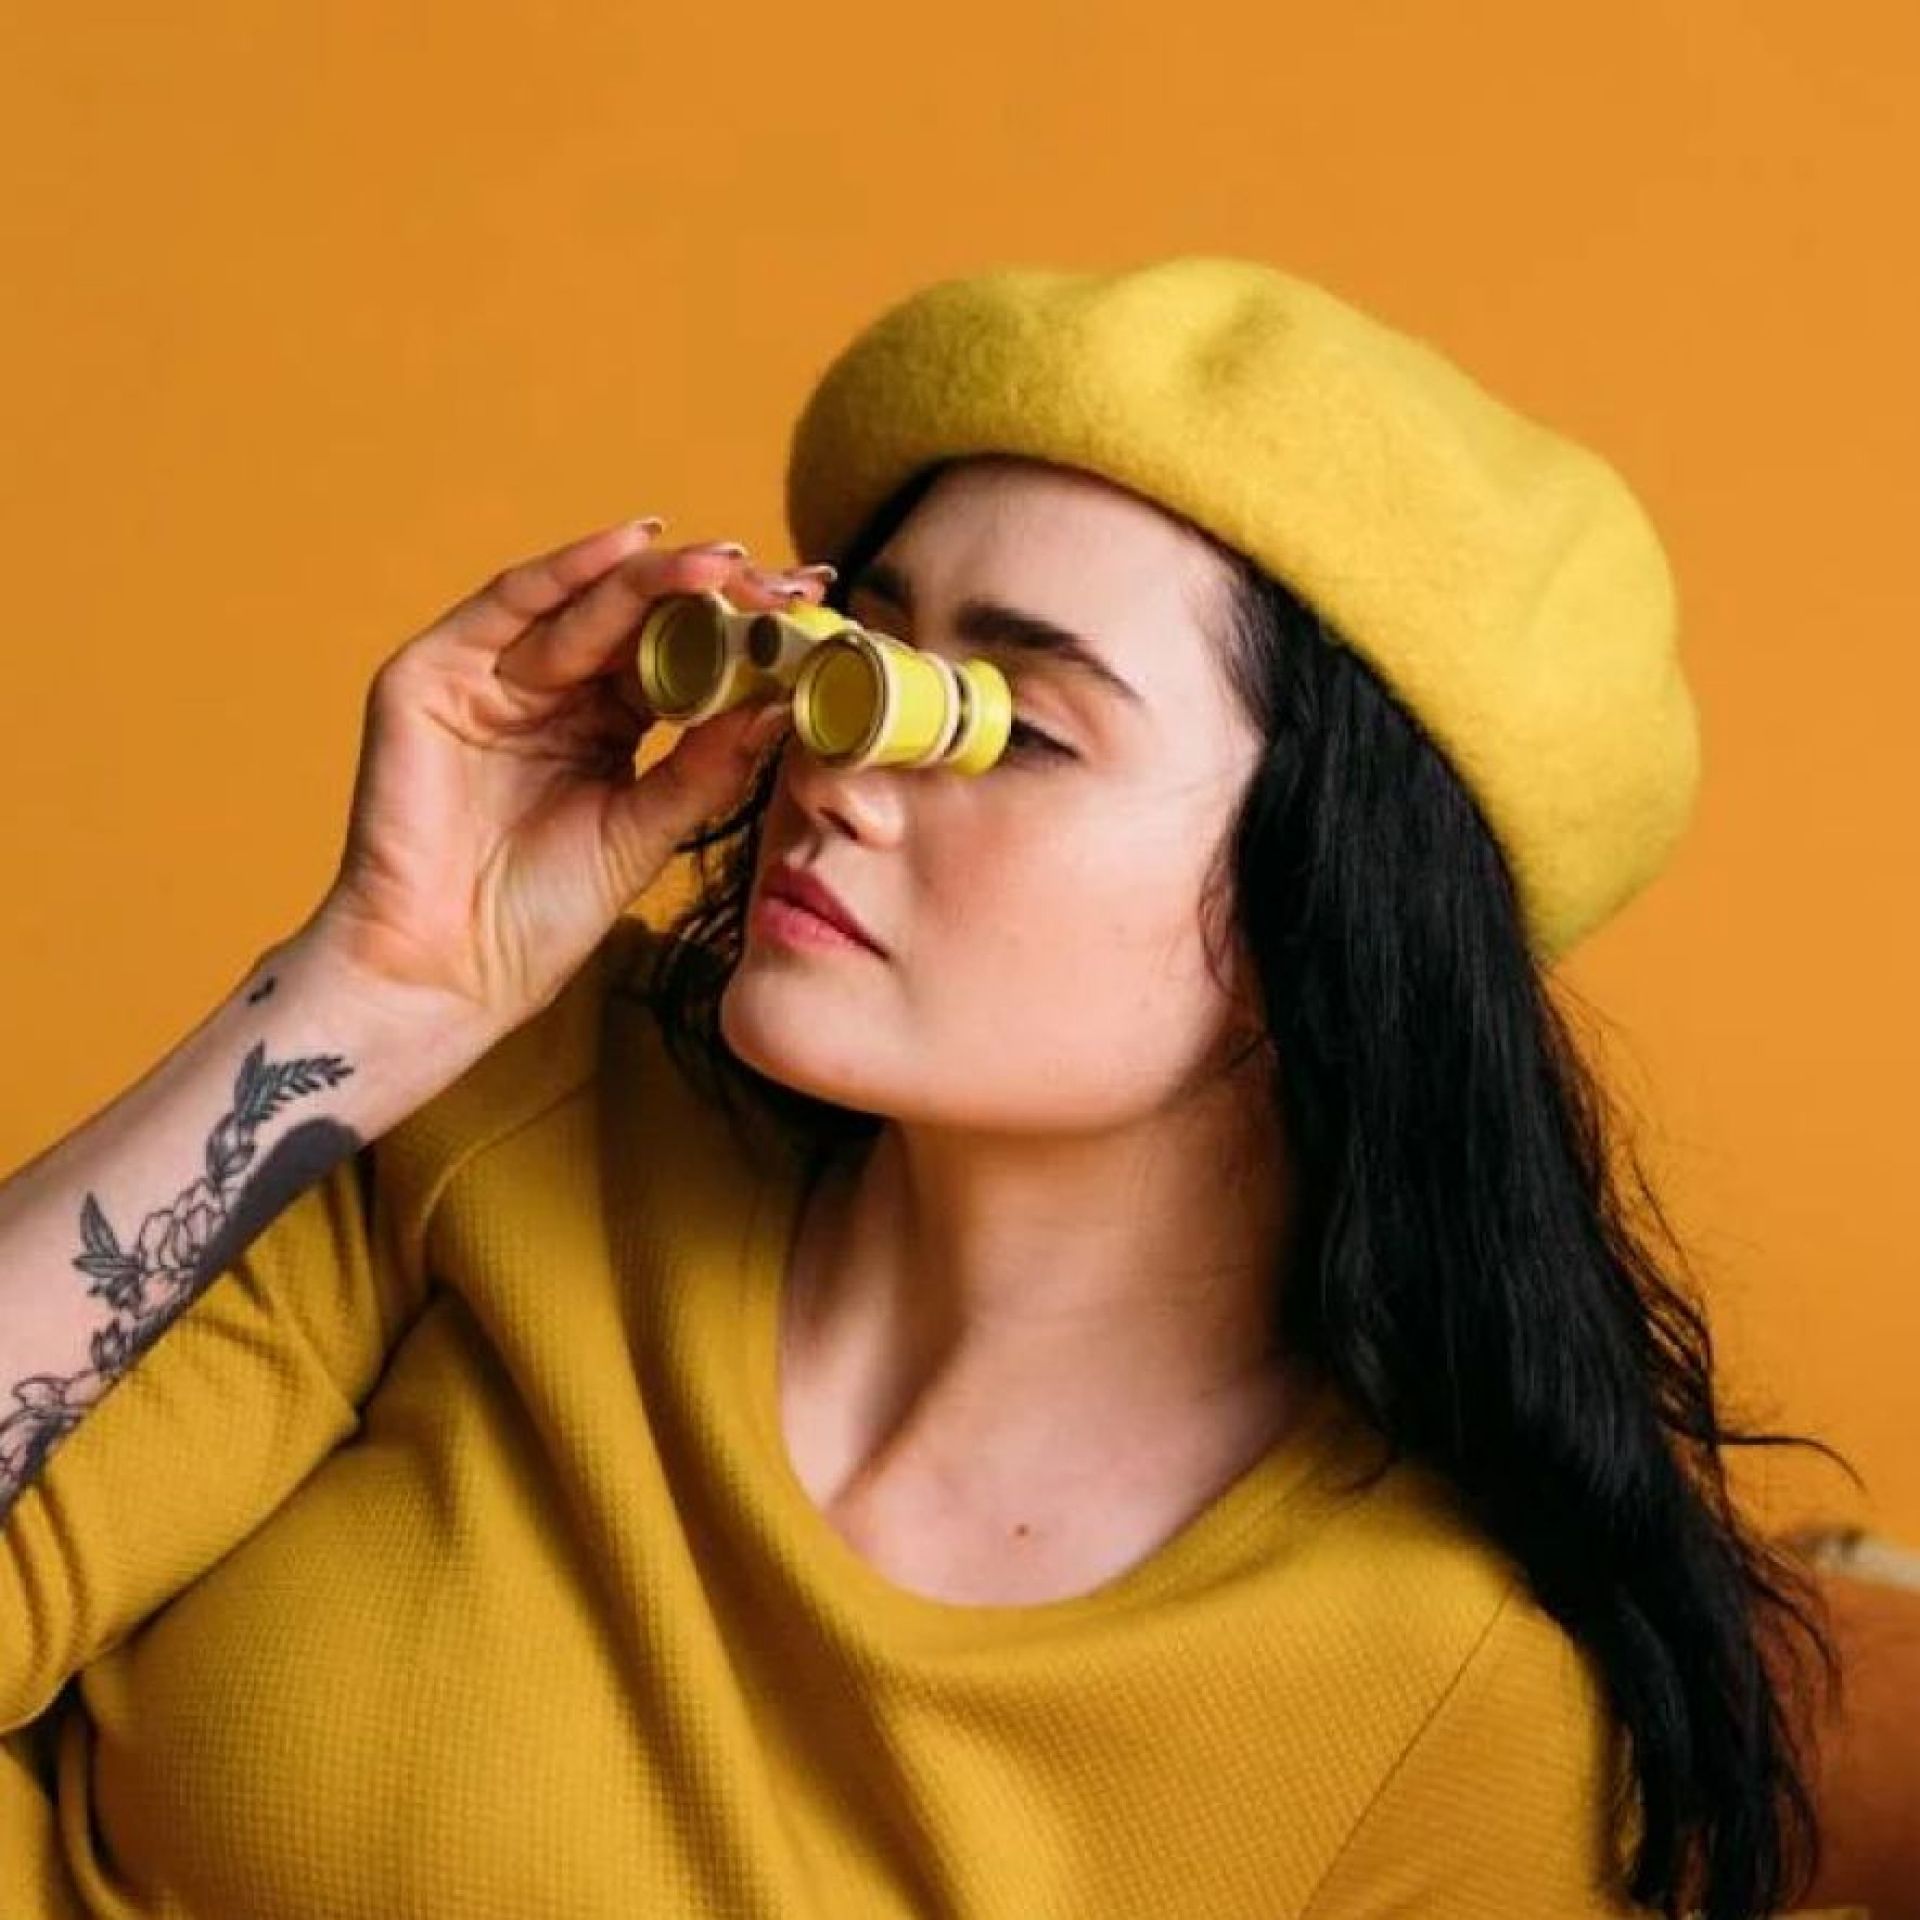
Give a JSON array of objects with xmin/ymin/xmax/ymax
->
[
  {"xmin": 700, "ymin": 473, "xmax": 1920, "ymax": 1903},
  {"xmin": 717, "ymin": 456, "xmax": 1309, "ymax": 1601}
]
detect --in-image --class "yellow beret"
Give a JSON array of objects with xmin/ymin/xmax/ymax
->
[{"xmin": 782, "ymin": 255, "xmax": 1702, "ymax": 967}]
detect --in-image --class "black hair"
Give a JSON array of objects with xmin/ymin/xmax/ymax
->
[{"xmin": 643, "ymin": 457, "xmax": 1858, "ymax": 1920}]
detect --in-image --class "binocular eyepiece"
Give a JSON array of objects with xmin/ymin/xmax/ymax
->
[{"xmin": 629, "ymin": 590, "xmax": 1012, "ymax": 775}]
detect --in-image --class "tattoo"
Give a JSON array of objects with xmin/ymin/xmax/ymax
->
[
  {"xmin": 0, "ymin": 1037, "xmax": 361, "ymax": 1513},
  {"xmin": 245, "ymin": 976, "xmax": 277, "ymax": 1005}
]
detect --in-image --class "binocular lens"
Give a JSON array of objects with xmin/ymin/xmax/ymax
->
[
  {"xmin": 798, "ymin": 642, "xmax": 881, "ymax": 760},
  {"xmin": 649, "ymin": 599, "xmax": 728, "ymax": 713},
  {"xmin": 633, "ymin": 589, "xmax": 1012, "ymax": 774}
]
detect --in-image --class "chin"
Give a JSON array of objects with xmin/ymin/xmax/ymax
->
[{"xmin": 718, "ymin": 972, "xmax": 888, "ymax": 1112}]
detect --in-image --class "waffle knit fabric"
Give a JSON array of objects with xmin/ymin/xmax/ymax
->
[
  {"xmin": 1, "ymin": 917, "xmax": 1647, "ymax": 1916},
  {"xmin": 783, "ymin": 255, "xmax": 1702, "ymax": 966}
]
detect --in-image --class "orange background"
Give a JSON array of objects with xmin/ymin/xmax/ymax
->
[{"xmin": 0, "ymin": 4, "xmax": 1912, "ymax": 1542}]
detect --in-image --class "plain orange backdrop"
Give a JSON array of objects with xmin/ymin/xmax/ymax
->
[{"xmin": 0, "ymin": 2, "xmax": 1912, "ymax": 1556}]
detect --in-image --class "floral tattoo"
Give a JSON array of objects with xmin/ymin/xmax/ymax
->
[{"xmin": 0, "ymin": 1025, "xmax": 359, "ymax": 1514}]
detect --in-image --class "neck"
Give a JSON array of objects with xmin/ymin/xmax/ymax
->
[{"xmin": 785, "ymin": 1064, "xmax": 1296, "ymax": 1479}]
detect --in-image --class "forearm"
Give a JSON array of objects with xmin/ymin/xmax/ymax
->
[{"xmin": 0, "ymin": 920, "xmax": 496, "ymax": 1522}]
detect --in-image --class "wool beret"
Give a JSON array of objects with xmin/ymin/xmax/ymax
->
[{"xmin": 781, "ymin": 254, "xmax": 1701, "ymax": 966}]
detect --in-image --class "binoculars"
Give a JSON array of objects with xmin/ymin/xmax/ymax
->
[{"xmin": 628, "ymin": 590, "xmax": 1012, "ymax": 775}]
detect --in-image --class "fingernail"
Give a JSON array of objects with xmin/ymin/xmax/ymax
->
[
  {"xmin": 629, "ymin": 515, "xmax": 667, "ymax": 535},
  {"xmin": 792, "ymin": 562, "xmax": 837, "ymax": 582},
  {"xmin": 744, "ymin": 704, "xmax": 790, "ymax": 750},
  {"xmin": 689, "ymin": 539, "xmax": 749, "ymax": 557}
]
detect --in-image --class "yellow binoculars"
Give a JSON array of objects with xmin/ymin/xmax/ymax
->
[{"xmin": 629, "ymin": 590, "xmax": 1012, "ymax": 775}]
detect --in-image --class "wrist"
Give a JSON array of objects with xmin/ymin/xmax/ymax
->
[{"xmin": 257, "ymin": 914, "xmax": 506, "ymax": 1120}]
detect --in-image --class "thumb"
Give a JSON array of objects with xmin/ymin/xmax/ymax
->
[{"xmin": 598, "ymin": 701, "xmax": 787, "ymax": 906}]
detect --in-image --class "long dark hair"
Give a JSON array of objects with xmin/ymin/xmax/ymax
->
[{"xmin": 644, "ymin": 458, "xmax": 1859, "ymax": 1920}]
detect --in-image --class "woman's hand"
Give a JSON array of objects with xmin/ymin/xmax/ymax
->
[{"xmin": 298, "ymin": 517, "xmax": 828, "ymax": 1039}]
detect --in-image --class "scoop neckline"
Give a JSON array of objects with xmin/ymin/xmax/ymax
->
[{"xmin": 733, "ymin": 1144, "xmax": 1355, "ymax": 1646}]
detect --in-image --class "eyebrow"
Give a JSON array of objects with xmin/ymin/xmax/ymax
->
[{"xmin": 848, "ymin": 559, "xmax": 1144, "ymax": 708}]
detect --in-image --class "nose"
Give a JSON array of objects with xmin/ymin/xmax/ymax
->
[{"xmin": 776, "ymin": 731, "xmax": 909, "ymax": 848}]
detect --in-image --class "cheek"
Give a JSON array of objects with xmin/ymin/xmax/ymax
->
[
  {"xmin": 914, "ymin": 792, "xmax": 1234, "ymax": 1052},
  {"xmin": 933, "ymin": 781, "xmax": 1215, "ymax": 941}
]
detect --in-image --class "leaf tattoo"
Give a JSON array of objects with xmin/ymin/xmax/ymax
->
[{"xmin": 0, "ymin": 1023, "xmax": 359, "ymax": 1513}]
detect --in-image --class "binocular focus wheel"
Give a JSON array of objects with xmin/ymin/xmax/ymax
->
[{"xmin": 746, "ymin": 616, "xmax": 783, "ymax": 672}]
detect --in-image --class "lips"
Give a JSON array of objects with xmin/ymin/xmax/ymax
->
[{"xmin": 762, "ymin": 861, "xmax": 884, "ymax": 954}]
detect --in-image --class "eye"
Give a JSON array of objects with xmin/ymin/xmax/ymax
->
[{"xmin": 1004, "ymin": 717, "xmax": 1071, "ymax": 760}]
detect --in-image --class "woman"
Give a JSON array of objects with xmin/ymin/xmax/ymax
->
[{"xmin": 0, "ymin": 256, "xmax": 1853, "ymax": 1917}]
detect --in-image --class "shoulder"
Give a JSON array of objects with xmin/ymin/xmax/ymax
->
[
  {"xmin": 1293, "ymin": 1435, "xmax": 1641, "ymax": 1915},
  {"xmin": 373, "ymin": 915, "xmax": 795, "ymax": 1259}
]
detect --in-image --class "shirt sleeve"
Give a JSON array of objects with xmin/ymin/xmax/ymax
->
[
  {"xmin": 0, "ymin": 1132, "xmax": 426, "ymax": 1735},
  {"xmin": 0, "ymin": 916, "xmax": 645, "ymax": 1737},
  {"xmin": 1298, "ymin": 1580, "xmax": 1651, "ymax": 1919}
]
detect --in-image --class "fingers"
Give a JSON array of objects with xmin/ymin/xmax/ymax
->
[
  {"xmin": 495, "ymin": 545, "xmax": 752, "ymax": 696},
  {"xmin": 597, "ymin": 698, "xmax": 781, "ymax": 906},
  {"xmin": 496, "ymin": 552, "xmax": 836, "ymax": 699},
  {"xmin": 426, "ymin": 516, "xmax": 669, "ymax": 658}
]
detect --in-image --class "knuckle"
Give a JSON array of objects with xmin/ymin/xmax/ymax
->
[
  {"xmin": 646, "ymin": 747, "xmax": 694, "ymax": 810},
  {"xmin": 369, "ymin": 649, "xmax": 420, "ymax": 702},
  {"xmin": 485, "ymin": 558, "xmax": 548, "ymax": 620}
]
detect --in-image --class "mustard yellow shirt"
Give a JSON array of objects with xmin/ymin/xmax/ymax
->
[{"xmin": 2, "ymin": 915, "xmax": 1646, "ymax": 1917}]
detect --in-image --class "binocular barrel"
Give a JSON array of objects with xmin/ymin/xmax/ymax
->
[{"xmin": 631, "ymin": 590, "xmax": 1012, "ymax": 776}]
